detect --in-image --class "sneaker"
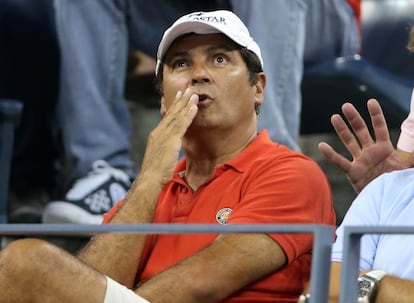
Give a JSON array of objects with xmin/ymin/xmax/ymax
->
[{"xmin": 42, "ymin": 160, "xmax": 132, "ymax": 224}]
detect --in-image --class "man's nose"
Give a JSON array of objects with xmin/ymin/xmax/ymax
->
[{"xmin": 191, "ymin": 62, "xmax": 211, "ymax": 84}]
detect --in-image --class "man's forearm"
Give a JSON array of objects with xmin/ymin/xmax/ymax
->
[
  {"xmin": 376, "ymin": 275, "xmax": 414, "ymax": 303},
  {"xmin": 135, "ymin": 234, "xmax": 286, "ymax": 303},
  {"xmin": 78, "ymin": 177, "xmax": 163, "ymax": 287},
  {"xmin": 327, "ymin": 263, "xmax": 414, "ymax": 303}
]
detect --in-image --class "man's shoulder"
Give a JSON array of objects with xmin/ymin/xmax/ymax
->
[{"xmin": 371, "ymin": 167, "xmax": 414, "ymax": 189}]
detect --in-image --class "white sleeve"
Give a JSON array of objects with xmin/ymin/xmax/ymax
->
[{"xmin": 331, "ymin": 175, "xmax": 385, "ymax": 270}]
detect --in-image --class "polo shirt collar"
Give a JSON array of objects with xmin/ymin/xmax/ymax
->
[{"xmin": 173, "ymin": 129, "xmax": 275, "ymax": 177}]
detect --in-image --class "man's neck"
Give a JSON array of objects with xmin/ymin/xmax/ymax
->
[{"xmin": 182, "ymin": 129, "xmax": 257, "ymax": 190}]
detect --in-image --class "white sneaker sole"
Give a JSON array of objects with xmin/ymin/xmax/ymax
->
[{"xmin": 42, "ymin": 202, "xmax": 104, "ymax": 224}]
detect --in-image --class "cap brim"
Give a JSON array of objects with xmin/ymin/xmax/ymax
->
[{"xmin": 157, "ymin": 21, "xmax": 224, "ymax": 62}]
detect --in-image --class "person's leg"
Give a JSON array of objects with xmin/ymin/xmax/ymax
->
[
  {"xmin": 0, "ymin": 238, "xmax": 106, "ymax": 302},
  {"xmin": 232, "ymin": 0, "xmax": 307, "ymax": 151},
  {"xmin": 55, "ymin": 0, "xmax": 134, "ymax": 182},
  {"xmin": 43, "ymin": 0, "xmax": 134, "ymax": 224},
  {"xmin": 304, "ymin": 0, "xmax": 360, "ymax": 64}
]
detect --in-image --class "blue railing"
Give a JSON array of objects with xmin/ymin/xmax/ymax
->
[
  {"xmin": 0, "ymin": 223, "xmax": 333, "ymax": 303},
  {"xmin": 6, "ymin": 223, "xmax": 410, "ymax": 302},
  {"xmin": 339, "ymin": 225, "xmax": 414, "ymax": 303}
]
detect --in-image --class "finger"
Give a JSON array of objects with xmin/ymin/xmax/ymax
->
[
  {"xmin": 160, "ymin": 89, "xmax": 198, "ymax": 133},
  {"xmin": 165, "ymin": 88, "xmax": 194, "ymax": 117},
  {"xmin": 318, "ymin": 142, "xmax": 352, "ymax": 173},
  {"xmin": 366, "ymin": 99, "xmax": 390, "ymax": 143},
  {"xmin": 171, "ymin": 93, "xmax": 198, "ymax": 133},
  {"xmin": 331, "ymin": 113, "xmax": 361, "ymax": 157},
  {"xmin": 341, "ymin": 102, "xmax": 374, "ymax": 147}
]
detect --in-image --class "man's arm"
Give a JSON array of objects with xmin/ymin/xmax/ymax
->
[
  {"xmin": 327, "ymin": 262, "xmax": 343, "ymax": 303},
  {"xmin": 135, "ymin": 233, "xmax": 286, "ymax": 303},
  {"xmin": 328, "ymin": 262, "xmax": 414, "ymax": 303},
  {"xmin": 318, "ymin": 99, "xmax": 411, "ymax": 193},
  {"xmin": 78, "ymin": 89, "xmax": 199, "ymax": 287},
  {"xmin": 375, "ymin": 275, "xmax": 414, "ymax": 303}
]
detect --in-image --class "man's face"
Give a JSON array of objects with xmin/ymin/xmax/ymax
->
[{"xmin": 160, "ymin": 33, "xmax": 264, "ymax": 133}]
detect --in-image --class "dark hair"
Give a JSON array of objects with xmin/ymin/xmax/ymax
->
[{"xmin": 154, "ymin": 47, "xmax": 263, "ymax": 96}]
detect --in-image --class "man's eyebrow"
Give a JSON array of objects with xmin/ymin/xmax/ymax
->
[
  {"xmin": 164, "ymin": 51, "xmax": 188, "ymax": 62},
  {"xmin": 206, "ymin": 44, "xmax": 239, "ymax": 53}
]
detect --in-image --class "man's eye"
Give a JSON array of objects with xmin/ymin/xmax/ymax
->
[
  {"xmin": 172, "ymin": 60, "xmax": 187, "ymax": 68},
  {"xmin": 215, "ymin": 55, "xmax": 226, "ymax": 63}
]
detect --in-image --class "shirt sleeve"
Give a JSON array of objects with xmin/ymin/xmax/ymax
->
[
  {"xmin": 228, "ymin": 156, "xmax": 335, "ymax": 264},
  {"xmin": 331, "ymin": 174, "xmax": 385, "ymax": 270},
  {"xmin": 102, "ymin": 199, "xmax": 124, "ymax": 223}
]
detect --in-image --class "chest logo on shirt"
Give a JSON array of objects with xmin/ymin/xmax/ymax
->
[{"xmin": 216, "ymin": 208, "xmax": 233, "ymax": 224}]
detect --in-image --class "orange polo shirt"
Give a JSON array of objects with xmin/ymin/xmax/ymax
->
[{"xmin": 104, "ymin": 130, "xmax": 335, "ymax": 302}]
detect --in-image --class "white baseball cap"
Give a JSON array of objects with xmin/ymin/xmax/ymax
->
[{"xmin": 156, "ymin": 10, "xmax": 263, "ymax": 75}]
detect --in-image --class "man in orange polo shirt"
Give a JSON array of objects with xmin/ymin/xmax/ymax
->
[{"xmin": 0, "ymin": 10, "xmax": 335, "ymax": 303}]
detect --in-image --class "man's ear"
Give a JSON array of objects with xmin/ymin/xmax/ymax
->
[
  {"xmin": 254, "ymin": 72, "xmax": 266, "ymax": 106},
  {"xmin": 160, "ymin": 96, "xmax": 167, "ymax": 115}
]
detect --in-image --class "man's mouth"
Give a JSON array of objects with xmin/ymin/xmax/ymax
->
[{"xmin": 198, "ymin": 94, "xmax": 208, "ymax": 102}]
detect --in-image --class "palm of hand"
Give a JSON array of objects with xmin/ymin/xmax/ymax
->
[
  {"xmin": 347, "ymin": 140, "xmax": 407, "ymax": 193},
  {"xmin": 319, "ymin": 99, "xmax": 411, "ymax": 193}
]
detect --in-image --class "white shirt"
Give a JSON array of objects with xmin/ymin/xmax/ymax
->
[{"xmin": 332, "ymin": 168, "xmax": 414, "ymax": 279}]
